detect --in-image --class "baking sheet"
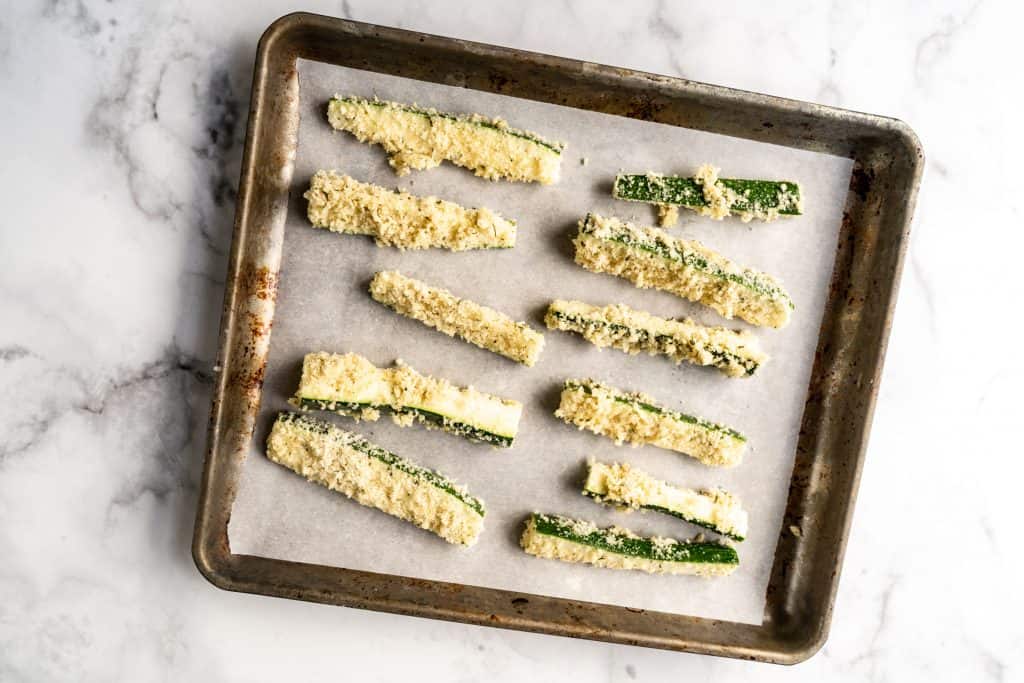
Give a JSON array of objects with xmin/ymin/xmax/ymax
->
[{"xmin": 227, "ymin": 58, "xmax": 853, "ymax": 625}]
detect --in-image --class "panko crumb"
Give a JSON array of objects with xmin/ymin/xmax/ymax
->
[{"xmin": 656, "ymin": 203, "xmax": 679, "ymax": 227}]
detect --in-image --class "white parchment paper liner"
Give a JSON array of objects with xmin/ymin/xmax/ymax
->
[{"xmin": 228, "ymin": 59, "xmax": 853, "ymax": 625}]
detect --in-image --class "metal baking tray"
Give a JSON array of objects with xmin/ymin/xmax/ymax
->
[{"xmin": 192, "ymin": 12, "xmax": 922, "ymax": 663}]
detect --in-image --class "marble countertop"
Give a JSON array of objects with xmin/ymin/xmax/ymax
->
[{"xmin": 1, "ymin": 1, "xmax": 1019, "ymax": 680}]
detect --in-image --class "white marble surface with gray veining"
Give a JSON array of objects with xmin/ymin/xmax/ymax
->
[{"xmin": 0, "ymin": 1, "xmax": 1020, "ymax": 680}]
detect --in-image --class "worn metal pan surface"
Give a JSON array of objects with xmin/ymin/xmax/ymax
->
[{"xmin": 192, "ymin": 12, "xmax": 922, "ymax": 663}]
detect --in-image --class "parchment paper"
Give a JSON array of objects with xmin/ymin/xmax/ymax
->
[{"xmin": 228, "ymin": 59, "xmax": 853, "ymax": 625}]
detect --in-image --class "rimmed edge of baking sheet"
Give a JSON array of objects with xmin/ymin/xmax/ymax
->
[{"xmin": 192, "ymin": 12, "xmax": 923, "ymax": 664}]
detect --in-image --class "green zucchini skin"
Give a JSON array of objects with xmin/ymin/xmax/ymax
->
[
  {"xmin": 295, "ymin": 352, "xmax": 521, "ymax": 448},
  {"xmin": 327, "ymin": 96, "xmax": 565, "ymax": 184},
  {"xmin": 578, "ymin": 214, "xmax": 791, "ymax": 304},
  {"xmin": 613, "ymin": 173, "xmax": 802, "ymax": 218},
  {"xmin": 331, "ymin": 96, "xmax": 565, "ymax": 154},
  {"xmin": 564, "ymin": 380, "xmax": 746, "ymax": 442},
  {"xmin": 581, "ymin": 461, "xmax": 748, "ymax": 541},
  {"xmin": 545, "ymin": 300, "xmax": 765, "ymax": 378},
  {"xmin": 574, "ymin": 213, "xmax": 794, "ymax": 328},
  {"xmin": 528, "ymin": 513, "xmax": 739, "ymax": 566},
  {"xmin": 267, "ymin": 412, "xmax": 486, "ymax": 544},
  {"xmin": 296, "ymin": 398, "xmax": 512, "ymax": 447},
  {"xmin": 548, "ymin": 308, "xmax": 758, "ymax": 376},
  {"xmin": 638, "ymin": 503, "xmax": 744, "ymax": 542},
  {"xmin": 556, "ymin": 379, "xmax": 747, "ymax": 467},
  {"xmin": 275, "ymin": 412, "xmax": 486, "ymax": 517},
  {"xmin": 581, "ymin": 492, "xmax": 745, "ymax": 542}
]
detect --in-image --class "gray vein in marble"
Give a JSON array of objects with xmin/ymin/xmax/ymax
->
[
  {"xmin": 84, "ymin": 44, "xmax": 177, "ymax": 222},
  {"xmin": 0, "ymin": 344, "xmax": 212, "ymax": 467},
  {"xmin": 816, "ymin": 49, "xmax": 842, "ymax": 105},
  {"xmin": 182, "ymin": 267, "xmax": 227, "ymax": 289},
  {"xmin": 980, "ymin": 516, "xmax": 998, "ymax": 551},
  {"xmin": 914, "ymin": 0, "xmax": 983, "ymax": 84},
  {"xmin": 0, "ymin": 20, "xmax": 10, "ymax": 69},
  {"xmin": 852, "ymin": 576, "xmax": 900, "ymax": 670},
  {"xmin": 930, "ymin": 159, "xmax": 950, "ymax": 178},
  {"xmin": 150, "ymin": 60, "xmax": 168, "ymax": 122},
  {"xmin": 43, "ymin": 0, "xmax": 102, "ymax": 38},
  {"xmin": 973, "ymin": 639, "xmax": 1007, "ymax": 682},
  {"xmin": 105, "ymin": 377, "xmax": 198, "ymax": 516},
  {"xmin": 199, "ymin": 68, "xmax": 242, "ymax": 211},
  {"xmin": 647, "ymin": 0, "xmax": 681, "ymax": 41},
  {"xmin": 647, "ymin": 0, "xmax": 686, "ymax": 77},
  {"xmin": 817, "ymin": 80, "xmax": 841, "ymax": 106},
  {"xmin": 0, "ymin": 408, "xmax": 63, "ymax": 462},
  {"xmin": 909, "ymin": 253, "xmax": 938, "ymax": 338},
  {"xmin": 77, "ymin": 345, "xmax": 213, "ymax": 417},
  {"xmin": 69, "ymin": 6, "xmax": 245, "ymax": 265},
  {"xmin": 0, "ymin": 345, "xmax": 34, "ymax": 362}
]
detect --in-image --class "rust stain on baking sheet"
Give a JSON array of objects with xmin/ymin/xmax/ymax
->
[
  {"xmin": 227, "ymin": 364, "xmax": 266, "ymax": 397},
  {"xmin": 223, "ymin": 264, "xmax": 278, "ymax": 405},
  {"xmin": 850, "ymin": 166, "xmax": 875, "ymax": 201},
  {"xmin": 246, "ymin": 311, "xmax": 272, "ymax": 340},
  {"xmin": 625, "ymin": 94, "xmax": 664, "ymax": 120},
  {"xmin": 488, "ymin": 72, "xmax": 512, "ymax": 92},
  {"xmin": 244, "ymin": 265, "xmax": 280, "ymax": 301}
]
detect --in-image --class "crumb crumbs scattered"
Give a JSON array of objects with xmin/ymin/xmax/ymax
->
[{"xmin": 656, "ymin": 203, "xmax": 679, "ymax": 228}]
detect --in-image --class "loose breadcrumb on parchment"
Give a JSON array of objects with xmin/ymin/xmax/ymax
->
[{"xmin": 656, "ymin": 203, "xmax": 679, "ymax": 227}]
